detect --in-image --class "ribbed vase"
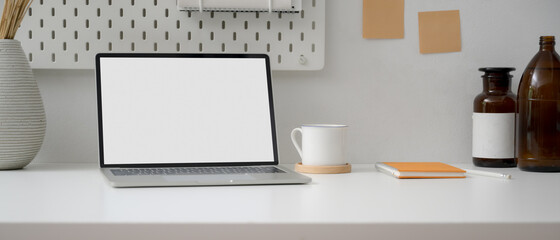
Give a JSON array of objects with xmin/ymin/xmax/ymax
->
[{"xmin": 0, "ymin": 39, "xmax": 46, "ymax": 170}]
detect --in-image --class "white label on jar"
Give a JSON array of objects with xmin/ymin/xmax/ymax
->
[{"xmin": 472, "ymin": 113, "xmax": 515, "ymax": 158}]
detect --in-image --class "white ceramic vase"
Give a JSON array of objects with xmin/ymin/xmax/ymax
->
[{"xmin": 0, "ymin": 39, "xmax": 46, "ymax": 170}]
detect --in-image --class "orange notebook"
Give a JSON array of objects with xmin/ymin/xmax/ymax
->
[{"xmin": 375, "ymin": 162, "xmax": 466, "ymax": 179}]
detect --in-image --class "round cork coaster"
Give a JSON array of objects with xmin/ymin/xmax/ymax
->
[{"xmin": 294, "ymin": 162, "xmax": 352, "ymax": 174}]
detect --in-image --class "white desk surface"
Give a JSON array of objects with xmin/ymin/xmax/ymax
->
[{"xmin": 1, "ymin": 163, "xmax": 559, "ymax": 240}]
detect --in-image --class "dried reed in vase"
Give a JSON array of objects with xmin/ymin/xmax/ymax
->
[{"xmin": 0, "ymin": 0, "xmax": 33, "ymax": 39}]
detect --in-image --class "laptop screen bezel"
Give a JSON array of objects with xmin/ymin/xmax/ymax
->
[{"xmin": 95, "ymin": 53, "xmax": 278, "ymax": 168}]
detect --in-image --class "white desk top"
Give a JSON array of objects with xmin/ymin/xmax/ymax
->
[{"xmin": 1, "ymin": 163, "xmax": 559, "ymax": 240}]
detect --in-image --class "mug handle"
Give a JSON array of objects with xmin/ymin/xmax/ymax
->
[{"xmin": 290, "ymin": 128, "xmax": 304, "ymax": 160}]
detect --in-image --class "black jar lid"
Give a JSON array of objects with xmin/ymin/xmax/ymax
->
[{"xmin": 479, "ymin": 67, "xmax": 515, "ymax": 72}]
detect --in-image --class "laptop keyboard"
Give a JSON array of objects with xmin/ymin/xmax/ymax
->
[{"xmin": 110, "ymin": 166, "xmax": 286, "ymax": 176}]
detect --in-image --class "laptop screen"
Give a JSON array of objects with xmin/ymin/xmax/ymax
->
[{"xmin": 96, "ymin": 54, "xmax": 277, "ymax": 167}]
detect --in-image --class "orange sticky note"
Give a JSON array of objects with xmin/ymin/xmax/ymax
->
[
  {"xmin": 418, "ymin": 10, "xmax": 461, "ymax": 54},
  {"xmin": 363, "ymin": 0, "xmax": 404, "ymax": 39}
]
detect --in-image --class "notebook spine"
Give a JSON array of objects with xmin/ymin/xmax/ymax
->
[{"xmin": 375, "ymin": 163, "xmax": 400, "ymax": 178}]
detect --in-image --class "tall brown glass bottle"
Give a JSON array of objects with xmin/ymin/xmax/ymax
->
[
  {"xmin": 517, "ymin": 36, "xmax": 560, "ymax": 172},
  {"xmin": 473, "ymin": 68, "xmax": 516, "ymax": 167}
]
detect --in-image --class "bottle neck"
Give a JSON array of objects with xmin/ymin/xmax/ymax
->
[
  {"xmin": 539, "ymin": 36, "xmax": 556, "ymax": 52},
  {"xmin": 482, "ymin": 73, "xmax": 511, "ymax": 94}
]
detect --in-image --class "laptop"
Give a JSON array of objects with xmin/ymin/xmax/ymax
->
[{"xmin": 95, "ymin": 53, "xmax": 311, "ymax": 187}]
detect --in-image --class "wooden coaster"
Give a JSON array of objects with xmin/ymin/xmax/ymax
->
[{"xmin": 294, "ymin": 162, "xmax": 351, "ymax": 174}]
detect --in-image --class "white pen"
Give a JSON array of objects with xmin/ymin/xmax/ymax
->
[{"xmin": 464, "ymin": 169, "xmax": 512, "ymax": 179}]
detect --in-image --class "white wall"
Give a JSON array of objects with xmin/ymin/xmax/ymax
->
[{"xmin": 32, "ymin": 0, "xmax": 560, "ymax": 164}]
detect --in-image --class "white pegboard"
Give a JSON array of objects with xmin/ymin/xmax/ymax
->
[{"xmin": 14, "ymin": 0, "xmax": 325, "ymax": 70}]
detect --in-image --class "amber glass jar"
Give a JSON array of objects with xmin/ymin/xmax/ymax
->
[
  {"xmin": 472, "ymin": 68, "xmax": 516, "ymax": 167},
  {"xmin": 517, "ymin": 36, "xmax": 560, "ymax": 172}
]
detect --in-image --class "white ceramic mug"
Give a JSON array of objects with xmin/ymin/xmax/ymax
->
[{"xmin": 290, "ymin": 124, "xmax": 348, "ymax": 166}]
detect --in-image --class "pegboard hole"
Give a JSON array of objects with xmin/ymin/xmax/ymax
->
[
  {"xmin": 74, "ymin": 8, "xmax": 78, "ymax": 17},
  {"xmin": 244, "ymin": 43, "xmax": 248, "ymax": 52},
  {"xmin": 233, "ymin": 32, "xmax": 237, "ymax": 41},
  {"xmin": 40, "ymin": 19, "xmax": 43, "ymax": 28},
  {"xmin": 300, "ymin": 10, "xmax": 305, "ymax": 19},
  {"xmin": 142, "ymin": 8, "xmax": 146, "ymax": 17},
  {"xmin": 108, "ymin": 20, "xmax": 112, "ymax": 28},
  {"xmin": 97, "ymin": 31, "xmax": 101, "ymax": 40},
  {"xmin": 28, "ymin": 31, "xmax": 32, "ymax": 39},
  {"xmin": 51, "ymin": 8, "xmax": 55, "ymax": 16},
  {"xmin": 154, "ymin": 43, "xmax": 158, "ymax": 51},
  {"xmin": 86, "ymin": 42, "xmax": 90, "ymax": 51},
  {"xmin": 75, "ymin": 54, "xmax": 78, "ymax": 62},
  {"xmin": 222, "ymin": 21, "xmax": 225, "ymax": 29},
  {"xmin": 221, "ymin": 43, "xmax": 225, "ymax": 52},
  {"xmin": 154, "ymin": 20, "xmax": 158, "ymax": 29},
  {"xmin": 176, "ymin": 43, "xmax": 180, "ymax": 51},
  {"xmin": 188, "ymin": 31, "xmax": 192, "ymax": 40},
  {"xmin": 244, "ymin": 21, "xmax": 248, "ymax": 30},
  {"xmin": 63, "ymin": 42, "xmax": 67, "ymax": 51},
  {"xmin": 278, "ymin": 32, "xmax": 282, "ymax": 41},
  {"xmin": 142, "ymin": 31, "xmax": 147, "ymax": 40},
  {"xmin": 131, "ymin": 20, "xmax": 135, "ymax": 28},
  {"xmin": 312, "ymin": 21, "xmax": 316, "ymax": 30},
  {"xmin": 301, "ymin": 32, "xmax": 304, "ymax": 41},
  {"xmin": 289, "ymin": 21, "xmax": 293, "ymax": 30},
  {"xmin": 267, "ymin": 21, "xmax": 271, "ymax": 30},
  {"xmin": 255, "ymin": 32, "xmax": 259, "ymax": 41},
  {"xmin": 210, "ymin": 32, "xmax": 214, "ymax": 41},
  {"xmin": 51, "ymin": 31, "xmax": 55, "ymax": 39},
  {"xmin": 176, "ymin": 20, "xmax": 180, "ymax": 29},
  {"xmin": 40, "ymin": 42, "xmax": 44, "ymax": 51},
  {"xmin": 51, "ymin": 53, "xmax": 56, "ymax": 63},
  {"xmin": 131, "ymin": 42, "xmax": 135, "ymax": 51},
  {"xmin": 74, "ymin": 31, "xmax": 78, "ymax": 40},
  {"xmin": 165, "ymin": 9, "xmax": 169, "ymax": 18},
  {"xmin": 289, "ymin": 44, "xmax": 293, "ymax": 52},
  {"xmin": 131, "ymin": 0, "xmax": 135, "ymax": 6},
  {"xmin": 97, "ymin": 8, "xmax": 101, "ymax": 17},
  {"xmin": 120, "ymin": 8, "xmax": 124, "ymax": 17},
  {"xmin": 165, "ymin": 31, "xmax": 169, "ymax": 40},
  {"xmin": 199, "ymin": 43, "xmax": 203, "ymax": 52},
  {"xmin": 267, "ymin": 44, "xmax": 270, "ymax": 52},
  {"xmin": 108, "ymin": 0, "xmax": 113, "ymax": 6},
  {"xmin": 199, "ymin": 21, "xmax": 203, "ymax": 29},
  {"xmin": 278, "ymin": 55, "xmax": 281, "ymax": 63},
  {"xmin": 29, "ymin": 53, "xmax": 33, "ymax": 62},
  {"xmin": 109, "ymin": 42, "xmax": 113, "ymax": 51},
  {"xmin": 312, "ymin": 44, "xmax": 315, "ymax": 52},
  {"xmin": 120, "ymin": 31, "xmax": 124, "ymax": 40},
  {"xmin": 63, "ymin": 19, "xmax": 67, "ymax": 28}
]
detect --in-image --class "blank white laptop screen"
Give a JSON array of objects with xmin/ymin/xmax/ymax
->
[{"xmin": 98, "ymin": 55, "xmax": 276, "ymax": 165}]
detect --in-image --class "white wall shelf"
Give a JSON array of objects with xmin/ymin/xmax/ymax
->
[{"xmin": 15, "ymin": 0, "xmax": 325, "ymax": 70}]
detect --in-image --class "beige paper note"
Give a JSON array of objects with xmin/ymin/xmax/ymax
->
[
  {"xmin": 363, "ymin": 0, "xmax": 405, "ymax": 39},
  {"xmin": 418, "ymin": 10, "xmax": 461, "ymax": 54}
]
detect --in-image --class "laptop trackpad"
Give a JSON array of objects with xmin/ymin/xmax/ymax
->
[{"xmin": 163, "ymin": 174, "xmax": 256, "ymax": 183}]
